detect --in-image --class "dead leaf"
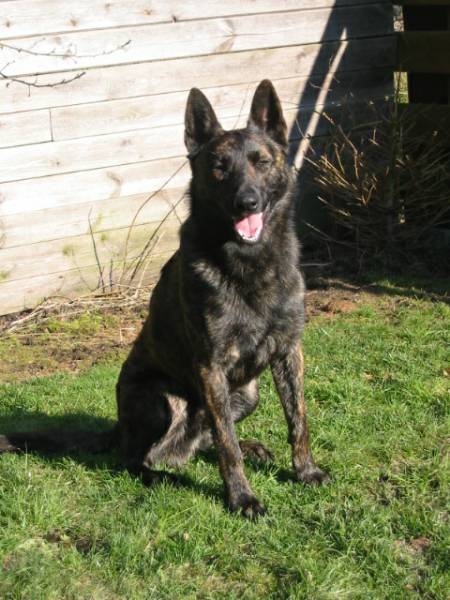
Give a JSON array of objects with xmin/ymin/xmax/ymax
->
[{"xmin": 408, "ymin": 537, "xmax": 431, "ymax": 552}]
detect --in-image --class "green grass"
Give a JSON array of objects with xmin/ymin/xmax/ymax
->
[{"xmin": 0, "ymin": 298, "xmax": 449, "ymax": 599}]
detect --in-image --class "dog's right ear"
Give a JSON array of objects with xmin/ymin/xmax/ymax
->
[
  {"xmin": 248, "ymin": 80, "xmax": 287, "ymax": 148},
  {"xmin": 184, "ymin": 88, "xmax": 223, "ymax": 157}
]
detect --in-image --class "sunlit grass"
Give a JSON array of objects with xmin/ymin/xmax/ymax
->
[{"xmin": 1, "ymin": 290, "xmax": 449, "ymax": 599}]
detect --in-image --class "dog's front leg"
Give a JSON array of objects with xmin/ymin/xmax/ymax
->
[
  {"xmin": 271, "ymin": 344, "xmax": 330, "ymax": 484},
  {"xmin": 199, "ymin": 366, "xmax": 266, "ymax": 518}
]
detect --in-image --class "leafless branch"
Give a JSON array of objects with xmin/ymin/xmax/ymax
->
[
  {"xmin": 0, "ymin": 39, "xmax": 131, "ymax": 59},
  {"xmin": 0, "ymin": 39, "xmax": 130, "ymax": 91},
  {"xmin": 0, "ymin": 68, "xmax": 86, "ymax": 91}
]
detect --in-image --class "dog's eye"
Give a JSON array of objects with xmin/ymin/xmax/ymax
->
[
  {"xmin": 256, "ymin": 158, "xmax": 272, "ymax": 170},
  {"xmin": 212, "ymin": 163, "xmax": 229, "ymax": 181}
]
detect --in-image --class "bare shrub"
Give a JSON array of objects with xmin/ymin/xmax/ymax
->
[{"xmin": 307, "ymin": 100, "xmax": 450, "ymax": 263}]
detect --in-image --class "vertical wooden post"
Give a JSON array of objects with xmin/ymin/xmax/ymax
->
[{"xmin": 403, "ymin": 4, "xmax": 450, "ymax": 104}]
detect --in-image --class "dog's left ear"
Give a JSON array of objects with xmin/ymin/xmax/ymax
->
[
  {"xmin": 185, "ymin": 88, "xmax": 224, "ymax": 157},
  {"xmin": 248, "ymin": 80, "xmax": 287, "ymax": 148}
]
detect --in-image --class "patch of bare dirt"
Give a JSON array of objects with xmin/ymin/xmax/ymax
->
[
  {"xmin": 0, "ymin": 279, "xmax": 367, "ymax": 383},
  {"xmin": 0, "ymin": 306, "xmax": 146, "ymax": 383},
  {"xmin": 305, "ymin": 277, "xmax": 363, "ymax": 319}
]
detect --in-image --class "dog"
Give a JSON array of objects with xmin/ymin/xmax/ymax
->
[{"xmin": 0, "ymin": 80, "xmax": 329, "ymax": 518}]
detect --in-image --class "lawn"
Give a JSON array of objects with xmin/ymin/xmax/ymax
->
[{"xmin": 0, "ymin": 283, "xmax": 449, "ymax": 599}]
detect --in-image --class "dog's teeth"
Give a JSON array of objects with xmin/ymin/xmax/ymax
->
[{"xmin": 237, "ymin": 226, "xmax": 262, "ymax": 242}]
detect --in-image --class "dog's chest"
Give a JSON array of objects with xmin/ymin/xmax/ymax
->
[{"xmin": 210, "ymin": 286, "xmax": 302, "ymax": 385}]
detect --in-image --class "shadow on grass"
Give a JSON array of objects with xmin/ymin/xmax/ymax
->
[
  {"xmin": 0, "ymin": 408, "xmax": 310, "ymax": 505},
  {"xmin": 0, "ymin": 408, "xmax": 119, "ymax": 468},
  {"xmin": 311, "ymin": 277, "xmax": 450, "ymax": 305},
  {"xmin": 0, "ymin": 408, "xmax": 226, "ymax": 504},
  {"xmin": 304, "ymin": 253, "xmax": 450, "ymax": 305}
]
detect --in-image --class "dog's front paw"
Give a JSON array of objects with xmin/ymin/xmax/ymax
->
[
  {"xmin": 296, "ymin": 464, "xmax": 330, "ymax": 485},
  {"xmin": 229, "ymin": 493, "xmax": 267, "ymax": 519}
]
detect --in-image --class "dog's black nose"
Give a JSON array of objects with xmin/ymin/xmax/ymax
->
[{"xmin": 236, "ymin": 196, "xmax": 259, "ymax": 213}]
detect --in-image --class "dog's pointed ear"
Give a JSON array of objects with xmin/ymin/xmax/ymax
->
[
  {"xmin": 184, "ymin": 88, "xmax": 223, "ymax": 157},
  {"xmin": 248, "ymin": 80, "xmax": 287, "ymax": 148}
]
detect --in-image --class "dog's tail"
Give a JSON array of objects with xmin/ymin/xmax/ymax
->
[{"xmin": 0, "ymin": 424, "xmax": 119, "ymax": 455}]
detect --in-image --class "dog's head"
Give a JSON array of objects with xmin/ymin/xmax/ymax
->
[{"xmin": 185, "ymin": 80, "xmax": 290, "ymax": 245}]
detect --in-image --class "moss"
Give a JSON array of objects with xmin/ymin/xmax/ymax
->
[{"xmin": 43, "ymin": 312, "xmax": 111, "ymax": 335}]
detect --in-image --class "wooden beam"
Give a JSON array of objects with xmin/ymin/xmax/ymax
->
[
  {"xmin": 393, "ymin": 1, "xmax": 450, "ymax": 6},
  {"xmin": 397, "ymin": 32, "xmax": 450, "ymax": 73}
]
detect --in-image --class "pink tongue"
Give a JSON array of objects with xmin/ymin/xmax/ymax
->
[{"xmin": 234, "ymin": 211, "xmax": 263, "ymax": 238}]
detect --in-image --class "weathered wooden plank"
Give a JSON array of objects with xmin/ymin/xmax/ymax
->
[
  {"xmin": 2, "ymin": 187, "xmax": 189, "ymax": 248},
  {"xmin": 51, "ymin": 70, "xmax": 393, "ymax": 141},
  {"xmin": 0, "ymin": 157, "xmax": 190, "ymax": 215},
  {"xmin": 0, "ymin": 108, "xmax": 309, "ymax": 182},
  {"xmin": 0, "ymin": 98, "xmax": 397, "ymax": 184},
  {"xmin": 0, "ymin": 37, "xmax": 396, "ymax": 114},
  {"xmin": 0, "ymin": 0, "xmax": 391, "ymax": 39},
  {"xmin": 0, "ymin": 251, "xmax": 173, "ymax": 315},
  {"xmin": 1, "ymin": 5, "xmax": 394, "ymax": 77},
  {"xmin": 0, "ymin": 124, "xmax": 186, "ymax": 183},
  {"xmin": 290, "ymin": 100, "xmax": 392, "ymax": 169},
  {"xmin": 0, "ymin": 219, "xmax": 180, "ymax": 283},
  {"xmin": 0, "ymin": 109, "xmax": 51, "ymax": 148},
  {"xmin": 0, "ymin": 0, "xmax": 171, "ymax": 38},
  {"xmin": 398, "ymin": 32, "xmax": 450, "ymax": 74}
]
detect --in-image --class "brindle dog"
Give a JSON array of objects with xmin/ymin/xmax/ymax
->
[{"xmin": 0, "ymin": 81, "xmax": 329, "ymax": 518}]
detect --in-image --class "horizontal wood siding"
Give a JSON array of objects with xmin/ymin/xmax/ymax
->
[{"xmin": 0, "ymin": 0, "xmax": 394, "ymax": 315}]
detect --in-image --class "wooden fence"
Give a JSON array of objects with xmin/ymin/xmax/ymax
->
[{"xmin": 0, "ymin": 1, "xmax": 395, "ymax": 315}]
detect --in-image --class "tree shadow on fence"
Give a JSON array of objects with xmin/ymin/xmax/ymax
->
[{"xmin": 286, "ymin": 1, "xmax": 395, "ymax": 235}]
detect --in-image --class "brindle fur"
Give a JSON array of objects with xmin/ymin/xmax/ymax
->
[{"xmin": 0, "ymin": 81, "xmax": 329, "ymax": 518}]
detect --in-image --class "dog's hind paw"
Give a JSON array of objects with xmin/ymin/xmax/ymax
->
[
  {"xmin": 229, "ymin": 493, "xmax": 267, "ymax": 519},
  {"xmin": 140, "ymin": 468, "xmax": 181, "ymax": 487},
  {"xmin": 239, "ymin": 439, "xmax": 274, "ymax": 463},
  {"xmin": 296, "ymin": 464, "xmax": 330, "ymax": 485}
]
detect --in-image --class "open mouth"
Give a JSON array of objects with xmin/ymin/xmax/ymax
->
[{"xmin": 233, "ymin": 211, "xmax": 264, "ymax": 243}]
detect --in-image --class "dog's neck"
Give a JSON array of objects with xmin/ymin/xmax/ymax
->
[{"xmin": 182, "ymin": 193, "xmax": 300, "ymax": 289}]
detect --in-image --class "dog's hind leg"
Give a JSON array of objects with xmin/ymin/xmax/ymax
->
[
  {"xmin": 117, "ymin": 375, "xmax": 207, "ymax": 484},
  {"xmin": 230, "ymin": 380, "xmax": 274, "ymax": 464},
  {"xmin": 117, "ymin": 378, "xmax": 175, "ymax": 484}
]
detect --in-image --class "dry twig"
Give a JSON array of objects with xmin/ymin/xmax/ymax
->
[{"xmin": 307, "ymin": 100, "xmax": 450, "ymax": 261}]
